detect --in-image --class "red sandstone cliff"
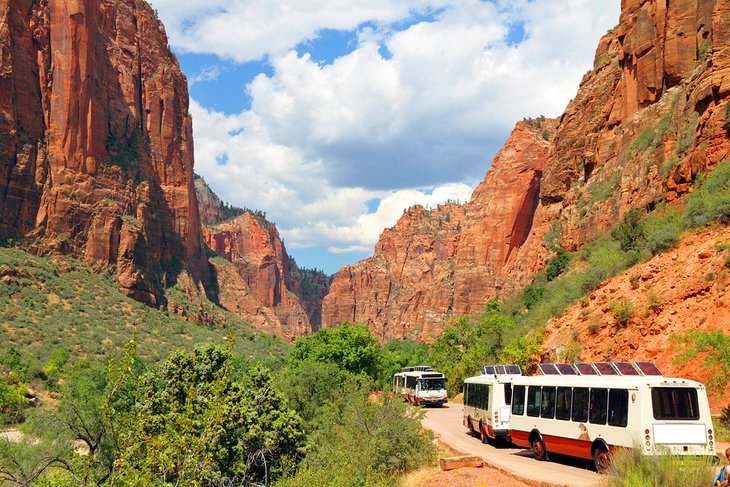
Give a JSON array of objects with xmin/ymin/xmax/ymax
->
[
  {"xmin": 203, "ymin": 212, "xmax": 311, "ymax": 338},
  {"xmin": 322, "ymin": 0, "xmax": 730, "ymax": 341},
  {"xmin": 322, "ymin": 203, "xmax": 467, "ymax": 341},
  {"xmin": 0, "ymin": 0, "xmax": 209, "ymax": 304}
]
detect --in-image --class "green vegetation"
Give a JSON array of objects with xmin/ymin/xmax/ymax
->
[
  {"xmin": 587, "ymin": 172, "xmax": 621, "ymax": 203},
  {"xmin": 609, "ymin": 297, "xmax": 635, "ymax": 326},
  {"xmin": 724, "ymin": 102, "xmax": 730, "ymax": 131},
  {"xmin": 606, "ymin": 446, "xmax": 716, "ymax": 486}
]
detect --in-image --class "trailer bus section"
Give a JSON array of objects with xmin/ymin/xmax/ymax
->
[
  {"xmin": 463, "ymin": 365, "xmax": 522, "ymax": 444},
  {"xmin": 507, "ymin": 362, "xmax": 716, "ymax": 472},
  {"xmin": 393, "ymin": 366, "xmax": 447, "ymax": 406}
]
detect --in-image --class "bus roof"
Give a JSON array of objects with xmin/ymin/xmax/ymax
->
[{"xmin": 510, "ymin": 374, "xmax": 706, "ymax": 389}]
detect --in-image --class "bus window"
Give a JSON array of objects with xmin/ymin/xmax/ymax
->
[
  {"xmin": 504, "ymin": 384, "xmax": 512, "ymax": 405},
  {"xmin": 512, "ymin": 385, "xmax": 525, "ymax": 416},
  {"xmin": 608, "ymin": 389, "xmax": 628, "ymax": 427},
  {"xmin": 419, "ymin": 378, "xmax": 446, "ymax": 391},
  {"xmin": 556, "ymin": 387, "xmax": 572, "ymax": 420},
  {"xmin": 652, "ymin": 388, "xmax": 699, "ymax": 420},
  {"xmin": 484, "ymin": 385, "xmax": 490, "ymax": 410},
  {"xmin": 541, "ymin": 387, "xmax": 556, "ymax": 419},
  {"xmin": 589, "ymin": 388, "xmax": 608, "ymax": 425},
  {"xmin": 464, "ymin": 384, "xmax": 470, "ymax": 407},
  {"xmin": 572, "ymin": 387, "xmax": 589, "ymax": 422},
  {"xmin": 527, "ymin": 386, "xmax": 542, "ymax": 417}
]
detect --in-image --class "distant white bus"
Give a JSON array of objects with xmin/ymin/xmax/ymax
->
[
  {"xmin": 463, "ymin": 364, "xmax": 522, "ymax": 444},
  {"xmin": 508, "ymin": 362, "xmax": 716, "ymax": 472},
  {"xmin": 393, "ymin": 366, "xmax": 447, "ymax": 407}
]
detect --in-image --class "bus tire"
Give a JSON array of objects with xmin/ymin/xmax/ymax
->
[
  {"xmin": 479, "ymin": 421, "xmax": 487, "ymax": 444},
  {"xmin": 530, "ymin": 436, "xmax": 548, "ymax": 461},
  {"xmin": 593, "ymin": 445, "xmax": 611, "ymax": 473},
  {"xmin": 467, "ymin": 416, "xmax": 475, "ymax": 436}
]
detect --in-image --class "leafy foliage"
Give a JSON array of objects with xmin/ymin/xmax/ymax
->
[
  {"xmin": 117, "ymin": 344, "xmax": 304, "ymax": 486},
  {"xmin": 673, "ymin": 329, "xmax": 730, "ymax": 394},
  {"xmin": 289, "ymin": 323, "xmax": 381, "ymax": 378},
  {"xmin": 278, "ymin": 387, "xmax": 435, "ymax": 487},
  {"xmin": 683, "ymin": 161, "xmax": 730, "ymax": 228},
  {"xmin": 545, "ymin": 249, "xmax": 570, "ymax": 281}
]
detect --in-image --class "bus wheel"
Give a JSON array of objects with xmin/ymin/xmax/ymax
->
[
  {"xmin": 593, "ymin": 446, "xmax": 611, "ymax": 473},
  {"xmin": 531, "ymin": 436, "xmax": 547, "ymax": 461},
  {"xmin": 479, "ymin": 422, "xmax": 487, "ymax": 444},
  {"xmin": 467, "ymin": 417, "xmax": 475, "ymax": 436}
]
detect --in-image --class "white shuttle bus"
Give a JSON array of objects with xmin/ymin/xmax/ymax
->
[
  {"xmin": 393, "ymin": 366, "xmax": 447, "ymax": 407},
  {"xmin": 508, "ymin": 362, "xmax": 716, "ymax": 472},
  {"xmin": 463, "ymin": 364, "xmax": 522, "ymax": 444}
]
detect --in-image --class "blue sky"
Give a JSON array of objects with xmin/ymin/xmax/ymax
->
[{"xmin": 149, "ymin": 0, "xmax": 621, "ymax": 275}]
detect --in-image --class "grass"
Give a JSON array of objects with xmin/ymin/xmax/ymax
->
[{"xmin": 606, "ymin": 447, "xmax": 717, "ymax": 487}]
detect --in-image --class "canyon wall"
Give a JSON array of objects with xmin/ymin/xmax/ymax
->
[
  {"xmin": 322, "ymin": 0, "xmax": 730, "ymax": 341},
  {"xmin": 203, "ymin": 213, "xmax": 311, "ymax": 338},
  {"xmin": 0, "ymin": 0, "xmax": 209, "ymax": 304}
]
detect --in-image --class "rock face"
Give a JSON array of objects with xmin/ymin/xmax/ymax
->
[
  {"xmin": 0, "ymin": 0, "xmax": 209, "ymax": 304},
  {"xmin": 203, "ymin": 213, "xmax": 311, "ymax": 338},
  {"xmin": 322, "ymin": 202, "xmax": 468, "ymax": 342},
  {"xmin": 194, "ymin": 176, "xmax": 222, "ymax": 224},
  {"xmin": 322, "ymin": 0, "xmax": 730, "ymax": 341}
]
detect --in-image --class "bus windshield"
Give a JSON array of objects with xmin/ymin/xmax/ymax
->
[{"xmin": 419, "ymin": 378, "xmax": 445, "ymax": 391}]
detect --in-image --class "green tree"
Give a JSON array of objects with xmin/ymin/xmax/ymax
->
[
  {"xmin": 279, "ymin": 360, "xmax": 347, "ymax": 426},
  {"xmin": 117, "ymin": 344, "xmax": 304, "ymax": 486},
  {"xmin": 290, "ymin": 323, "xmax": 381, "ymax": 378},
  {"xmin": 278, "ymin": 385, "xmax": 435, "ymax": 486}
]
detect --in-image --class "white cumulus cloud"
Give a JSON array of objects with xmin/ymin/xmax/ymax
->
[{"xmin": 152, "ymin": 0, "xmax": 621, "ymax": 269}]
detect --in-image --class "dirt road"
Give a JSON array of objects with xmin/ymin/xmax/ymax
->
[{"xmin": 421, "ymin": 404, "xmax": 601, "ymax": 487}]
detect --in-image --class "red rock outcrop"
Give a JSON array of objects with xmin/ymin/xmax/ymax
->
[
  {"xmin": 323, "ymin": 0, "xmax": 730, "ymax": 341},
  {"xmin": 322, "ymin": 202, "xmax": 467, "ymax": 342},
  {"xmin": 0, "ymin": 0, "xmax": 209, "ymax": 304},
  {"xmin": 203, "ymin": 212, "xmax": 310, "ymax": 338},
  {"xmin": 194, "ymin": 175, "xmax": 223, "ymax": 224}
]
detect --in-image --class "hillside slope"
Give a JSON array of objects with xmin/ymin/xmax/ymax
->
[{"xmin": 543, "ymin": 224, "xmax": 730, "ymax": 410}]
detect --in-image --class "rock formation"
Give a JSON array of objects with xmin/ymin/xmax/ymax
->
[
  {"xmin": 203, "ymin": 212, "xmax": 311, "ymax": 338},
  {"xmin": 322, "ymin": 0, "xmax": 730, "ymax": 341},
  {"xmin": 0, "ymin": 0, "xmax": 209, "ymax": 304},
  {"xmin": 321, "ymin": 121, "xmax": 553, "ymax": 341}
]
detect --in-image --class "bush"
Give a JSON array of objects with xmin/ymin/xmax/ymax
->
[
  {"xmin": 606, "ymin": 447, "xmax": 715, "ymax": 486},
  {"xmin": 610, "ymin": 298, "xmax": 634, "ymax": 326},
  {"xmin": 546, "ymin": 249, "xmax": 570, "ymax": 281},
  {"xmin": 611, "ymin": 208, "xmax": 646, "ymax": 253},
  {"xmin": 684, "ymin": 161, "xmax": 730, "ymax": 228},
  {"xmin": 280, "ymin": 388, "xmax": 436, "ymax": 486},
  {"xmin": 521, "ymin": 285, "xmax": 545, "ymax": 309}
]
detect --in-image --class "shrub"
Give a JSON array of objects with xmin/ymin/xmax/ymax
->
[
  {"xmin": 521, "ymin": 285, "xmax": 545, "ymax": 309},
  {"xmin": 611, "ymin": 208, "xmax": 646, "ymax": 253},
  {"xmin": 610, "ymin": 298, "xmax": 634, "ymax": 326},
  {"xmin": 546, "ymin": 249, "xmax": 570, "ymax": 281},
  {"xmin": 646, "ymin": 225, "xmax": 680, "ymax": 254},
  {"xmin": 629, "ymin": 274, "xmax": 640, "ymax": 289},
  {"xmin": 723, "ymin": 102, "xmax": 730, "ymax": 131},
  {"xmin": 684, "ymin": 161, "xmax": 730, "ymax": 228},
  {"xmin": 280, "ymin": 389, "xmax": 436, "ymax": 486},
  {"xmin": 606, "ymin": 446, "xmax": 715, "ymax": 486}
]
